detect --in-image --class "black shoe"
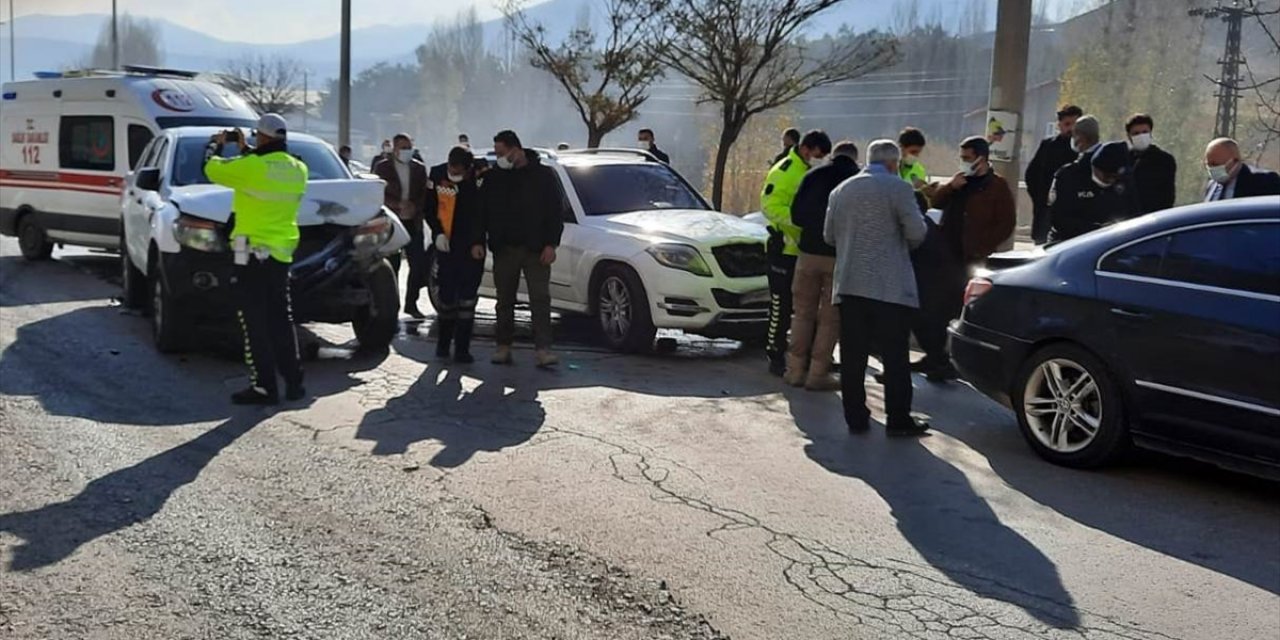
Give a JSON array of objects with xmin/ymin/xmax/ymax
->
[
  {"xmin": 285, "ymin": 384, "xmax": 307, "ymax": 401},
  {"xmin": 405, "ymin": 302, "xmax": 426, "ymax": 320},
  {"xmin": 926, "ymin": 363, "xmax": 959, "ymax": 383},
  {"xmin": 453, "ymin": 352, "xmax": 475, "ymax": 364},
  {"xmin": 847, "ymin": 417, "xmax": 871, "ymax": 433},
  {"xmin": 886, "ymin": 417, "xmax": 931, "ymax": 437},
  {"xmin": 232, "ymin": 387, "xmax": 278, "ymax": 406},
  {"xmin": 768, "ymin": 358, "xmax": 786, "ymax": 377},
  {"xmin": 436, "ymin": 318, "xmax": 456, "ymax": 358},
  {"xmin": 909, "ymin": 358, "xmax": 935, "ymax": 373}
]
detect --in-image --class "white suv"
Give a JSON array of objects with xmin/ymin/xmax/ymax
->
[{"xmin": 434, "ymin": 149, "xmax": 770, "ymax": 352}]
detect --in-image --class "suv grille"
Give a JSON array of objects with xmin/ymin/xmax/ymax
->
[{"xmin": 712, "ymin": 243, "xmax": 767, "ymax": 278}]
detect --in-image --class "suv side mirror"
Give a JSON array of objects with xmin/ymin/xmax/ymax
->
[{"xmin": 136, "ymin": 168, "xmax": 161, "ymax": 192}]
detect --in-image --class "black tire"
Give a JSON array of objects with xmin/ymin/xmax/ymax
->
[
  {"xmin": 17, "ymin": 215, "xmax": 54, "ymax": 261},
  {"xmin": 1012, "ymin": 343, "xmax": 1129, "ymax": 469},
  {"xmin": 593, "ymin": 264, "xmax": 656, "ymax": 353},
  {"xmin": 353, "ymin": 259, "xmax": 399, "ymax": 352},
  {"xmin": 150, "ymin": 265, "xmax": 189, "ymax": 354},
  {"xmin": 424, "ymin": 246, "xmax": 441, "ymax": 314},
  {"xmin": 120, "ymin": 229, "xmax": 148, "ymax": 309}
]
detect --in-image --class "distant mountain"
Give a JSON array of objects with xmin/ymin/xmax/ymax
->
[{"xmin": 0, "ymin": 1, "xmax": 1080, "ymax": 83}]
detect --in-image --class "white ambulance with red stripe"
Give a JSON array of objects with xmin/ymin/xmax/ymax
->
[{"xmin": 0, "ymin": 66, "xmax": 258, "ymax": 260}]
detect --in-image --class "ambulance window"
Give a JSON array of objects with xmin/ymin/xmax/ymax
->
[
  {"xmin": 128, "ymin": 125, "xmax": 155, "ymax": 170},
  {"xmin": 59, "ymin": 116, "xmax": 116, "ymax": 171}
]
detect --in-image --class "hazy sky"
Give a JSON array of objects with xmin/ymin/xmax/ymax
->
[{"xmin": 8, "ymin": 0, "xmax": 519, "ymax": 44}]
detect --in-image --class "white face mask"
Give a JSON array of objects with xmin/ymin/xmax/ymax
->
[
  {"xmin": 1129, "ymin": 132, "xmax": 1153, "ymax": 152},
  {"xmin": 1070, "ymin": 138, "xmax": 1080, "ymax": 153},
  {"xmin": 447, "ymin": 172, "xmax": 466, "ymax": 183},
  {"xmin": 1207, "ymin": 162, "xmax": 1234, "ymax": 184},
  {"xmin": 496, "ymin": 154, "xmax": 515, "ymax": 170},
  {"xmin": 809, "ymin": 155, "xmax": 830, "ymax": 168},
  {"xmin": 1091, "ymin": 171, "xmax": 1114, "ymax": 189},
  {"xmin": 903, "ymin": 154, "xmax": 918, "ymax": 167},
  {"xmin": 960, "ymin": 158, "xmax": 980, "ymax": 177},
  {"xmin": 396, "ymin": 148, "xmax": 413, "ymax": 163},
  {"xmin": 382, "ymin": 145, "xmax": 391, "ymax": 154}
]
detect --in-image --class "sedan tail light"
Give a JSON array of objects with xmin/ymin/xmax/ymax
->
[{"xmin": 964, "ymin": 277, "xmax": 993, "ymax": 306}]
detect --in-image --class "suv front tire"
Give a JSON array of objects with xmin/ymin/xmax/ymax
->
[{"xmin": 594, "ymin": 264, "xmax": 656, "ymax": 353}]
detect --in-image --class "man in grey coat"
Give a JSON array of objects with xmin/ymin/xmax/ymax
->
[{"xmin": 825, "ymin": 139, "xmax": 930, "ymax": 436}]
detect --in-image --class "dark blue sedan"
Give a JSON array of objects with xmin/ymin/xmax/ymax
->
[{"xmin": 949, "ymin": 196, "xmax": 1280, "ymax": 479}]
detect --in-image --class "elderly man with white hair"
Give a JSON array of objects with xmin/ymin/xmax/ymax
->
[
  {"xmin": 824, "ymin": 139, "xmax": 930, "ymax": 437},
  {"xmin": 1203, "ymin": 137, "xmax": 1280, "ymax": 202}
]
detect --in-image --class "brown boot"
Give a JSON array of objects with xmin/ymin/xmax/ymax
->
[
  {"xmin": 782, "ymin": 354, "xmax": 807, "ymax": 387},
  {"xmin": 804, "ymin": 360, "xmax": 840, "ymax": 391}
]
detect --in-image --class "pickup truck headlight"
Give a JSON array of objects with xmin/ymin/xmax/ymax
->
[
  {"xmin": 646, "ymin": 243, "xmax": 712, "ymax": 277},
  {"xmin": 352, "ymin": 215, "xmax": 393, "ymax": 252},
  {"xmin": 173, "ymin": 215, "xmax": 229, "ymax": 252}
]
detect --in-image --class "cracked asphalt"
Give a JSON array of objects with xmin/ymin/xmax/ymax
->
[{"xmin": 1, "ymin": 239, "xmax": 1277, "ymax": 640}]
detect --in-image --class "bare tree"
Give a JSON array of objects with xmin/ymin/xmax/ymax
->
[
  {"xmin": 656, "ymin": 0, "xmax": 897, "ymax": 208},
  {"xmin": 503, "ymin": 0, "xmax": 669, "ymax": 148},
  {"xmin": 86, "ymin": 14, "xmax": 163, "ymax": 69},
  {"xmin": 217, "ymin": 55, "xmax": 306, "ymax": 115}
]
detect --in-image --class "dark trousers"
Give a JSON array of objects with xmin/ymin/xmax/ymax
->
[
  {"xmin": 493, "ymin": 246, "xmax": 553, "ymax": 350},
  {"xmin": 839, "ymin": 295, "xmax": 915, "ymax": 429},
  {"xmin": 766, "ymin": 251, "xmax": 798, "ymax": 363},
  {"xmin": 432, "ymin": 246, "xmax": 485, "ymax": 354},
  {"xmin": 913, "ymin": 259, "xmax": 968, "ymax": 367},
  {"xmin": 389, "ymin": 217, "xmax": 427, "ymax": 306},
  {"xmin": 1031, "ymin": 204, "xmax": 1051, "ymax": 245},
  {"xmin": 232, "ymin": 256, "xmax": 302, "ymax": 395}
]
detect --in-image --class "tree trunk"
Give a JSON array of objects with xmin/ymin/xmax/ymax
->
[
  {"xmin": 587, "ymin": 126, "xmax": 605, "ymax": 149},
  {"xmin": 710, "ymin": 109, "xmax": 745, "ymax": 211}
]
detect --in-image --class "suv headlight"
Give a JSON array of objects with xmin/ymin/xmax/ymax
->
[
  {"xmin": 173, "ymin": 215, "xmax": 229, "ymax": 252},
  {"xmin": 352, "ymin": 215, "xmax": 393, "ymax": 252},
  {"xmin": 646, "ymin": 243, "xmax": 712, "ymax": 277}
]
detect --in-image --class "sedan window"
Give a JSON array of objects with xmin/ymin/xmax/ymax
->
[
  {"xmin": 565, "ymin": 164, "xmax": 708, "ymax": 216},
  {"xmin": 1162, "ymin": 224, "xmax": 1280, "ymax": 297},
  {"xmin": 1100, "ymin": 235, "xmax": 1169, "ymax": 278}
]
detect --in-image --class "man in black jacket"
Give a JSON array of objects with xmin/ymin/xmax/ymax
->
[
  {"xmin": 426, "ymin": 145, "xmax": 484, "ymax": 363},
  {"xmin": 638, "ymin": 128, "xmax": 670, "ymax": 164},
  {"xmin": 785, "ymin": 140, "xmax": 859, "ymax": 391},
  {"xmin": 1126, "ymin": 113, "xmax": 1177, "ymax": 213},
  {"xmin": 473, "ymin": 130, "xmax": 564, "ymax": 368},
  {"xmin": 1049, "ymin": 141, "xmax": 1138, "ymax": 242},
  {"xmin": 374, "ymin": 133, "xmax": 431, "ymax": 318},
  {"xmin": 1203, "ymin": 137, "xmax": 1280, "ymax": 201},
  {"xmin": 1025, "ymin": 105, "xmax": 1083, "ymax": 244}
]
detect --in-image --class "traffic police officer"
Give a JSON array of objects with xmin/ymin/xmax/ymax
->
[
  {"xmin": 1048, "ymin": 141, "xmax": 1137, "ymax": 242},
  {"xmin": 204, "ymin": 113, "xmax": 309, "ymax": 405},
  {"xmin": 760, "ymin": 129, "xmax": 831, "ymax": 376}
]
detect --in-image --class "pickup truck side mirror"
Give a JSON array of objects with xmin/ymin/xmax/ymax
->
[{"xmin": 136, "ymin": 167, "xmax": 161, "ymax": 192}]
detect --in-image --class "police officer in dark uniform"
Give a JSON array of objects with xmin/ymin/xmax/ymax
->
[
  {"xmin": 1026, "ymin": 105, "xmax": 1084, "ymax": 244},
  {"xmin": 425, "ymin": 146, "xmax": 485, "ymax": 363},
  {"xmin": 1048, "ymin": 141, "xmax": 1138, "ymax": 242}
]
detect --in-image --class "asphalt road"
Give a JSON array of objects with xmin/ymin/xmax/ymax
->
[{"xmin": 1, "ymin": 240, "xmax": 1277, "ymax": 640}]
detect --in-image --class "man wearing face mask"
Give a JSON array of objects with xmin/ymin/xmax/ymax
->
[
  {"xmin": 637, "ymin": 128, "xmax": 670, "ymax": 164},
  {"xmin": 426, "ymin": 146, "xmax": 484, "ymax": 363},
  {"xmin": 1026, "ymin": 104, "xmax": 1084, "ymax": 244},
  {"xmin": 773, "ymin": 128, "xmax": 801, "ymax": 166},
  {"xmin": 374, "ymin": 140, "xmax": 393, "ymax": 168},
  {"xmin": 897, "ymin": 127, "xmax": 929, "ymax": 189},
  {"xmin": 914, "ymin": 137, "xmax": 1015, "ymax": 381},
  {"xmin": 374, "ymin": 133, "xmax": 431, "ymax": 318},
  {"xmin": 1048, "ymin": 141, "xmax": 1137, "ymax": 242},
  {"xmin": 474, "ymin": 130, "xmax": 564, "ymax": 368},
  {"xmin": 1202, "ymin": 137, "xmax": 1280, "ymax": 202},
  {"xmin": 1126, "ymin": 114, "xmax": 1177, "ymax": 213},
  {"xmin": 761, "ymin": 129, "xmax": 832, "ymax": 376}
]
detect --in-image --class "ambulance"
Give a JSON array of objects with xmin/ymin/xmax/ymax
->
[{"xmin": 0, "ymin": 66, "xmax": 259, "ymax": 260}]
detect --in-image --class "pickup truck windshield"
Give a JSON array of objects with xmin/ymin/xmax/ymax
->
[
  {"xmin": 171, "ymin": 138, "xmax": 350, "ymax": 186},
  {"xmin": 565, "ymin": 164, "xmax": 708, "ymax": 216}
]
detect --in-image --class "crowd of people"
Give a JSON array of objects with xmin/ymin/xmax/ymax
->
[{"xmin": 760, "ymin": 106, "xmax": 1280, "ymax": 437}]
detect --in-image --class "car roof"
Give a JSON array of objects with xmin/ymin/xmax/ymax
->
[
  {"xmin": 554, "ymin": 148, "xmax": 663, "ymax": 167},
  {"xmin": 1052, "ymin": 195, "xmax": 1280, "ymax": 254}
]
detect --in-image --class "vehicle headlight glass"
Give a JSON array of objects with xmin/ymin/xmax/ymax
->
[
  {"xmin": 173, "ymin": 215, "xmax": 228, "ymax": 252},
  {"xmin": 353, "ymin": 215, "xmax": 393, "ymax": 252},
  {"xmin": 646, "ymin": 243, "xmax": 712, "ymax": 277}
]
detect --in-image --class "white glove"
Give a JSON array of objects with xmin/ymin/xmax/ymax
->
[{"xmin": 434, "ymin": 234, "xmax": 450, "ymax": 253}]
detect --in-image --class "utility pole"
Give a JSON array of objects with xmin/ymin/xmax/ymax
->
[
  {"xmin": 338, "ymin": 0, "xmax": 351, "ymax": 149},
  {"xmin": 987, "ymin": 0, "xmax": 1032, "ymax": 249},
  {"xmin": 303, "ymin": 69, "xmax": 309, "ymax": 133},
  {"xmin": 111, "ymin": 0, "xmax": 119, "ymax": 69},
  {"xmin": 8, "ymin": 0, "xmax": 15, "ymax": 82},
  {"xmin": 1191, "ymin": 2, "xmax": 1250, "ymax": 139}
]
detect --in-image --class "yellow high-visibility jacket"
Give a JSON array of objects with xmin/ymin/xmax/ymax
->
[
  {"xmin": 760, "ymin": 148, "xmax": 809, "ymax": 257},
  {"xmin": 205, "ymin": 149, "xmax": 309, "ymax": 263}
]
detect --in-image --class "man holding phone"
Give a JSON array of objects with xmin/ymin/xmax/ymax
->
[{"xmin": 203, "ymin": 113, "xmax": 309, "ymax": 405}]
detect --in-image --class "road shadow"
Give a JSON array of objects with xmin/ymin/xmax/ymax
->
[
  {"xmin": 0, "ymin": 410, "xmax": 266, "ymax": 571},
  {"xmin": 917, "ymin": 380, "xmax": 1280, "ymax": 596},
  {"xmin": 0, "ymin": 254, "xmax": 122, "ymax": 307},
  {"xmin": 786, "ymin": 378, "xmax": 1082, "ymax": 629}
]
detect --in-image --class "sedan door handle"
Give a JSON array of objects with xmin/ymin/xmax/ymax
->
[{"xmin": 1109, "ymin": 307, "xmax": 1150, "ymax": 320}]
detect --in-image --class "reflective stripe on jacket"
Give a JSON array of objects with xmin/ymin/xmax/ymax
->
[{"xmin": 205, "ymin": 150, "xmax": 308, "ymax": 263}]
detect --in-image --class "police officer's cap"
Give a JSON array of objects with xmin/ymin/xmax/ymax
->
[
  {"xmin": 1091, "ymin": 141, "xmax": 1130, "ymax": 174},
  {"xmin": 257, "ymin": 113, "xmax": 288, "ymax": 140}
]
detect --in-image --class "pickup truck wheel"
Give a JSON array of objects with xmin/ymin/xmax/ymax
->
[
  {"xmin": 424, "ymin": 247, "xmax": 442, "ymax": 314},
  {"xmin": 18, "ymin": 216, "xmax": 54, "ymax": 261},
  {"xmin": 151, "ymin": 267, "xmax": 190, "ymax": 354},
  {"xmin": 595, "ymin": 265, "xmax": 655, "ymax": 353},
  {"xmin": 120, "ymin": 230, "xmax": 148, "ymax": 309},
  {"xmin": 353, "ymin": 259, "xmax": 399, "ymax": 353}
]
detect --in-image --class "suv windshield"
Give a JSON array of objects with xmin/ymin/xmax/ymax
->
[
  {"xmin": 564, "ymin": 163, "xmax": 708, "ymax": 215},
  {"xmin": 170, "ymin": 138, "xmax": 350, "ymax": 186}
]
